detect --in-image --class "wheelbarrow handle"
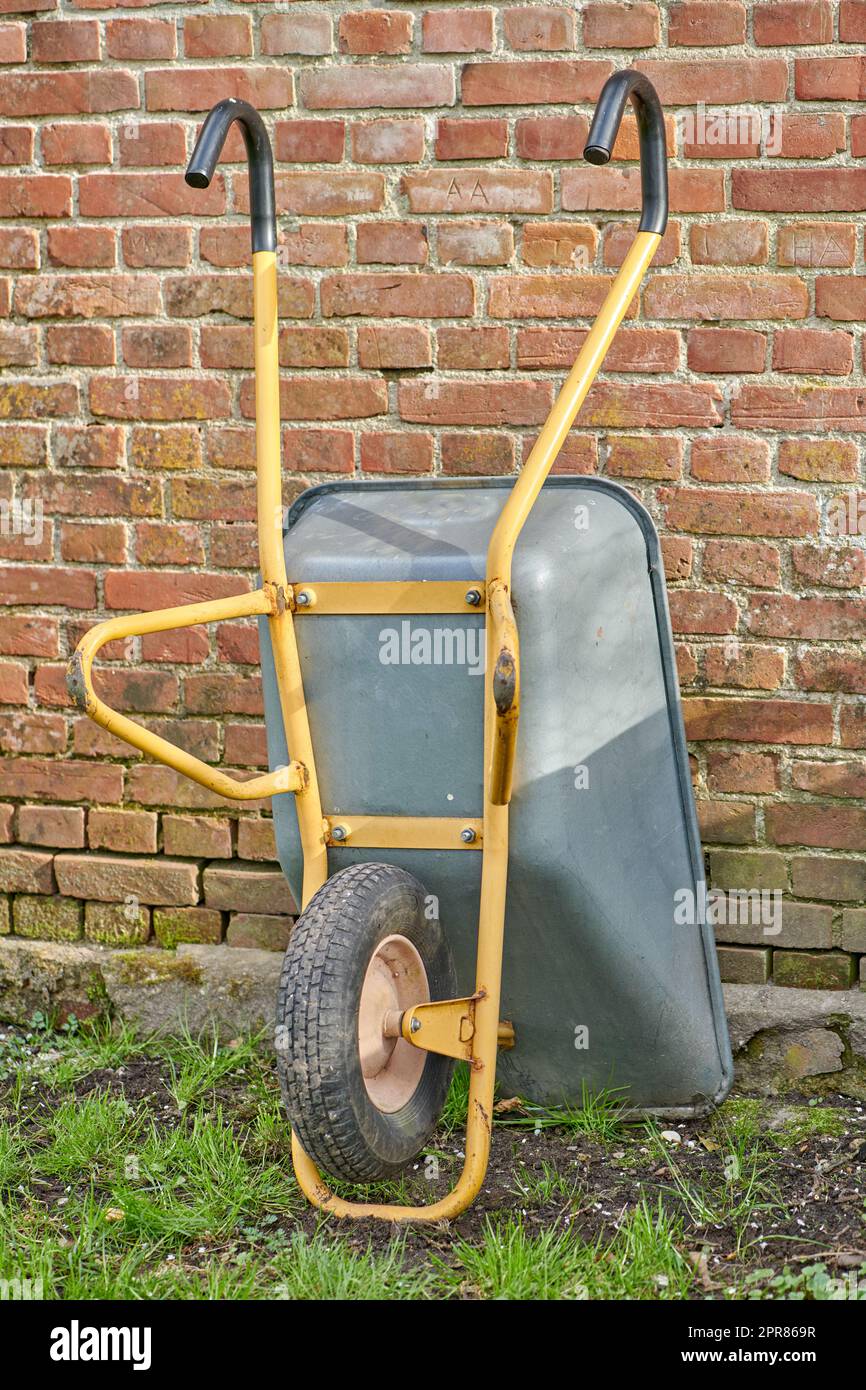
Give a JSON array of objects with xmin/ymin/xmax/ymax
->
[
  {"xmin": 185, "ymin": 97, "xmax": 276, "ymax": 254},
  {"xmin": 584, "ymin": 69, "xmax": 668, "ymax": 236}
]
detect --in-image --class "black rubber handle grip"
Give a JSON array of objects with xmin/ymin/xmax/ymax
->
[
  {"xmin": 185, "ymin": 97, "xmax": 276, "ymax": 254},
  {"xmin": 583, "ymin": 69, "xmax": 668, "ymax": 236}
]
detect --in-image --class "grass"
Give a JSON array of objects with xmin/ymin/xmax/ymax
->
[{"xmin": 1, "ymin": 1017, "xmax": 863, "ymax": 1301}]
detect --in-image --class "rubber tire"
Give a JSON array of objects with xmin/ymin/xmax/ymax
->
[{"xmin": 276, "ymin": 862, "xmax": 457, "ymax": 1183}]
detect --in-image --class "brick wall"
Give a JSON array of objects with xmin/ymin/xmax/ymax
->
[{"xmin": 1, "ymin": 2, "xmax": 865, "ymax": 993}]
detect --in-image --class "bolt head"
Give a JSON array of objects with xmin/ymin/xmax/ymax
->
[
  {"xmin": 296, "ymin": 590, "xmax": 312, "ymax": 607},
  {"xmin": 331, "ymin": 825, "xmax": 347, "ymax": 842},
  {"xmin": 410, "ymin": 1017, "xmax": 421, "ymax": 1033},
  {"xmin": 465, "ymin": 588, "xmax": 482, "ymax": 607},
  {"xmin": 460, "ymin": 827, "xmax": 476, "ymax": 844}
]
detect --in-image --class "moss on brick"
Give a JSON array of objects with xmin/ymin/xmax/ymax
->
[
  {"xmin": 13, "ymin": 894, "xmax": 82, "ymax": 942},
  {"xmin": 84, "ymin": 901, "xmax": 151, "ymax": 947},
  {"xmin": 153, "ymin": 907, "xmax": 222, "ymax": 950},
  {"xmin": 110, "ymin": 949, "xmax": 204, "ymax": 989},
  {"xmin": 773, "ymin": 950, "xmax": 856, "ymax": 991}
]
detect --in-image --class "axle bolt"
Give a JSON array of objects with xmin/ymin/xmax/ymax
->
[
  {"xmin": 410, "ymin": 1017, "xmax": 421, "ymax": 1033},
  {"xmin": 465, "ymin": 588, "xmax": 482, "ymax": 607},
  {"xmin": 460, "ymin": 827, "xmax": 477, "ymax": 844}
]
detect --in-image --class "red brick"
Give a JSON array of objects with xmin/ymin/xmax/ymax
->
[
  {"xmin": 661, "ymin": 487, "xmax": 818, "ymax": 537},
  {"xmin": 106, "ymin": 17, "xmax": 175, "ymax": 60},
  {"xmin": 235, "ymin": 819, "xmax": 276, "ymax": 863},
  {"xmin": 17, "ymin": 805, "xmax": 84, "ymax": 849},
  {"xmin": 261, "ymin": 12, "xmax": 331, "ymax": 57},
  {"xmin": 123, "ymin": 224, "xmax": 191, "ymax": 270},
  {"xmin": 505, "ymin": 6, "xmax": 576, "ymax": 50},
  {"xmin": 668, "ymin": 2, "xmax": 746, "ymax": 45},
  {"xmin": 272, "ymin": 171, "xmax": 383, "ymax": 217},
  {"xmin": 283, "ymin": 429, "xmax": 354, "ymax": 474},
  {"xmin": 772, "ymin": 112, "xmax": 845, "ymax": 159},
  {"xmin": 841, "ymin": 0, "xmax": 866, "ymax": 38},
  {"xmin": 773, "ymin": 328, "xmax": 853, "ymax": 376},
  {"xmin": 442, "ymin": 433, "xmax": 516, "ymax": 476},
  {"xmin": 135, "ymin": 521, "xmax": 204, "ymax": 568},
  {"xmin": 645, "ymin": 274, "xmax": 806, "ymax": 321},
  {"xmin": 816, "ymin": 276, "xmax": 866, "ymax": 323},
  {"xmin": 690, "ymin": 436, "xmax": 771, "ymax": 483},
  {"xmin": 462, "ymin": 60, "xmax": 610, "ymax": 106},
  {"xmin": 351, "ymin": 118, "xmax": 424, "ymax": 165},
  {"xmin": 0, "ymin": 846, "xmax": 55, "ymax": 893},
  {"xmin": 81, "ymin": 172, "xmax": 224, "ymax": 219},
  {"xmin": 0, "ymin": 173, "xmax": 70, "ymax": 217},
  {"xmin": 1, "ymin": 565, "xmax": 94, "ymax": 608},
  {"xmin": 356, "ymin": 221, "xmax": 427, "ymax": 266},
  {"xmin": 360, "ymin": 432, "xmax": 434, "ymax": 475},
  {"xmin": 274, "ymin": 119, "xmax": 344, "ymax": 164},
  {"xmin": 635, "ymin": 59, "xmax": 788, "ymax": 104},
  {"xmin": 31, "ymin": 18, "xmax": 99, "ymax": 63},
  {"xmin": 254, "ymin": 378, "xmax": 386, "ymax": 422},
  {"xmin": 749, "ymin": 594, "xmax": 866, "ymax": 640},
  {"xmin": 794, "ymin": 649, "xmax": 866, "ymax": 695},
  {"xmin": 60, "ymin": 521, "xmax": 126, "ymax": 565},
  {"xmin": 163, "ymin": 814, "xmax": 233, "ymax": 860},
  {"xmin": 203, "ymin": 860, "xmax": 294, "ymax": 915},
  {"xmin": 704, "ymin": 643, "xmax": 784, "ymax": 690},
  {"xmin": 89, "ymin": 808, "xmax": 157, "ymax": 855},
  {"xmin": 0, "ymin": 21, "xmax": 24, "ymax": 63},
  {"xmin": 489, "ymin": 274, "xmax": 637, "ymax": 321},
  {"xmin": 130, "ymin": 426, "xmax": 200, "ymax": 473},
  {"xmin": 123, "ymin": 324, "xmax": 191, "ymax": 370},
  {"xmin": 422, "ymin": 9, "xmax": 494, "ymax": 53},
  {"xmin": 606, "ymin": 435, "xmax": 682, "ymax": 480},
  {"xmin": 754, "ymin": 1, "xmax": 832, "ymax": 44},
  {"xmin": 688, "ymin": 328, "xmax": 766, "ymax": 375},
  {"xmin": 438, "ymin": 221, "xmax": 514, "ymax": 266},
  {"xmin": 46, "ymin": 226, "xmax": 115, "ymax": 268},
  {"xmin": 438, "ymin": 326, "xmax": 509, "ymax": 371},
  {"xmin": 403, "ymin": 168, "xmax": 551, "ymax": 215},
  {"xmin": 0, "ymin": 127, "xmax": 33, "ymax": 164},
  {"xmin": 0, "ymin": 70, "xmax": 137, "ymax": 117},
  {"xmin": 0, "ymin": 379, "xmax": 77, "ymax": 418},
  {"xmin": 56, "ymin": 852, "xmax": 199, "ymax": 907},
  {"xmin": 792, "ymin": 543, "xmax": 865, "ymax": 588},
  {"xmin": 119, "ymin": 120, "xmax": 186, "ymax": 168},
  {"xmin": 0, "ymin": 324, "xmax": 36, "ymax": 366},
  {"xmin": 707, "ymin": 749, "xmax": 780, "ymax": 794},
  {"xmin": 185, "ymin": 14, "xmax": 251, "ymax": 59},
  {"xmin": 793, "ymin": 761, "xmax": 866, "ymax": 799},
  {"xmin": 604, "ymin": 221, "xmax": 680, "ymax": 267},
  {"xmin": 518, "ymin": 326, "xmax": 677, "ymax": 373},
  {"xmin": 515, "ymin": 114, "xmax": 587, "ymax": 161},
  {"xmin": 357, "ymin": 324, "xmax": 431, "ymax": 369},
  {"xmin": 42, "ymin": 122, "xmax": 111, "ymax": 166},
  {"xmin": 302, "ymin": 64, "xmax": 453, "ymax": 110},
  {"xmin": 795, "ymin": 56, "xmax": 863, "ymax": 100},
  {"xmin": 47, "ymin": 325, "xmax": 115, "ymax": 367},
  {"xmin": 0, "ymin": 761, "xmax": 122, "ymax": 806},
  {"xmin": 578, "ymin": 382, "xmax": 723, "ymax": 430},
  {"xmin": 0, "ymin": 613, "xmax": 57, "ymax": 657},
  {"xmin": 435, "ymin": 118, "xmax": 507, "ymax": 160},
  {"xmin": 339, "ymin": 9, "xmax": 411, "ymax": 55},
  {"xmin": 684, "ymin": 698, "xmax": 833, "ymax": 745},
  {"xmin": 565, "ymin": 166, "xmax": 724, "ymax": 214},
  {"xmin": 689, "ymin": 221, "xmax": 768, "ymax": 266},
  {"xmin": 583, "ymin": 3, "xmax": 658, "ymax": 47},
  {"xmin": 145, "ymin": 67, "xmax": 293, "ymax": 113},
  {"xmin": 521, "ymin": 221, "xmax": 596, "ymax": 269},
  {"xmin": 55, "ymin": 419, "xmax": 123, "ymax": 469},
  {"xmin": 91, "ymin": 376, "xmax": 230, "ymax": 422},
  {"xmin": 732, "ymin": 384, "xmax": 866, "ymax": 431},
  {"xmin": 399, "ymin": 378, "xmax": 552, "ymax": 426},
  {"xmin": 322, "ymin": 272, "xmax": 472, "ymax": 319}
]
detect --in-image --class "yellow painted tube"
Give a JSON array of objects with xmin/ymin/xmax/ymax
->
[{"xmin": 252, "ymin": 251, "xmax": 328, "ymax": 904}]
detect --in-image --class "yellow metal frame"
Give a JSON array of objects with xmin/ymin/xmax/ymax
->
[{"xmin": 70, "ymin": 230, "xmax": 661, "ymax": 1223}]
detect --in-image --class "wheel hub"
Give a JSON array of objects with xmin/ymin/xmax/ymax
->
[{"xmin": 358, "ymin": 934, "xmax": 429, "ymax": 1113}]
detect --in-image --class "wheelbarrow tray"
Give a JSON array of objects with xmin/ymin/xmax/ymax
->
[{"xmin": 260, "ymin": 477, "xmax": 733, "ymax": 1116}]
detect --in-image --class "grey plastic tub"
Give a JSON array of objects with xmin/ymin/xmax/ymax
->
[{"xmin": 260, "ymin": 477, "xmax": 733, "ymax": 1115}]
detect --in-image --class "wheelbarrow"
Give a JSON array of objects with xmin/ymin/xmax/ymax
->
[{"xmin": 68, "ymin": 69, "xmax": 732, "ymax": 1223}]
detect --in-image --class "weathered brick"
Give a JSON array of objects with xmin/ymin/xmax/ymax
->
[
  {"xmin": 716, "ymin": 946, "xmax": 772, "ymax": 985},
  {"xmin": 54, "ymin": 853, "xmax": 199, "ymax": 907},
  {"xmin": 17, "ymin": 805, "xmax": 84, "ymax": 849},
  {"xmin": 0, "ymin": 847, "xmax": 55, "ymax": 893},
  {"xmin": 88, "ymin": 809, "xmax": 157, "ymax": 855},
  {"xmin": 226, "ymin": 914, "xmax": 292, "ymax": 951},
  {"xmin": 163, "ymin": 814, "xmax": 233, "ymax": 860},
  {"xmin": 203, "ymin": 861, "xmax": 296, "ymax": 916}
]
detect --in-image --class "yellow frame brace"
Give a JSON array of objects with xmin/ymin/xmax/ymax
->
[{"xmin": 70, "ymin": 230, "xmax": 661, "ymax": 1223}]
